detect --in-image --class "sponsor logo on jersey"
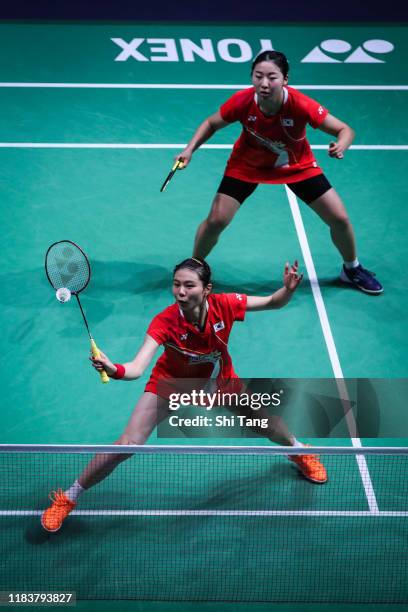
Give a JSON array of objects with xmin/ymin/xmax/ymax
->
[
  {"xmin": 248, "ymin": 115, "xmax": 257, "ymax": 122},
  {"xmin": 235, "ymin": 293, "xmax": 243, "ymax": 301},
  {"xmin": 180, "ymin": 333, "xmax": 188, "ymax": 341},
  {"xmin": 188, "ymin": 350, "xmax": 221, "ymax": 365},
  {"xmin": 282, "ymin": 118, "xmax": 294, "ymax": 127},
  {"xmin": 213, "ymin": 321, "xmax": 225, "ymax": 332}
]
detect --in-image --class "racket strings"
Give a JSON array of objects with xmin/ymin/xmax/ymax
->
[{"xmin": 45, "ymin": 241, "xmax": 90, "ymax": 293}]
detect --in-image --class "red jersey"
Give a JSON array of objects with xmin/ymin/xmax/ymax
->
[
  {"xmin": 145, "ymin": 293, "xmax": 247, "ymax": 396},
  {"xmin": 220, "ymin": 86, "xmax": 328, "ymax": 184}
]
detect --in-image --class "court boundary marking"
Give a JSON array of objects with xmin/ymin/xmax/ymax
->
[
  {"xmin": 285, "ymin": 186, "xmax": 379, "ymax": 514},
  {"xmin": 0, "ymin": 83, "xmax": 407, "ymax": 90},
  {"xmin": 0, "ymin": 144, "xmax": 406, "ymax": 149}
]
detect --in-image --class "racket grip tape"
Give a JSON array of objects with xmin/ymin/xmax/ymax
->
[
  {"xmin": 90, "ymin": 339, "xmax": 110, "ymax": 384},
  {"xmin": 172, "ymin": 159, "xmax": 184, "ymax": 171}
]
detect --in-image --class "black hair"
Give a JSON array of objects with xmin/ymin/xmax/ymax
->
[
  {"xmin": 251, "ymin": 51, "xmax": 289, "ymax": 79},
  {"xmin": 173, "ymin": 257, "xmax": 212, "ymax": 286}
]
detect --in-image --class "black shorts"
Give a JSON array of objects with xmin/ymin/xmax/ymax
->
[{"xmin": 217, "ymin": 174, "xmax": 332, "ymax": 205}]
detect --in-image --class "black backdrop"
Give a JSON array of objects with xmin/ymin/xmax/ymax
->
[{"xmin": 0, "ymin": 0, "xmax": 407, "ymax": 22}]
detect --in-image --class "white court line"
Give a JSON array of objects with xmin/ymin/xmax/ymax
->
[
  {"xmin": 0, "ymin": 143, "xmax": 406, "ymax": 150},
  {"xmin": 0, "ymin": 82, "xmax": 407, "ymax": 91},
  {"xmin": 285, "ymin": 187, "xmax": 380, "ymax": 515},
  {"xmin": 1, "ymin": 510, "xmax": 407, "ymax": 517}
]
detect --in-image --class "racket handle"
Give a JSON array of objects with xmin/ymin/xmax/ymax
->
[{"xmin": 90, "ymin": 339, "xmax": 110, "ymax": 384}]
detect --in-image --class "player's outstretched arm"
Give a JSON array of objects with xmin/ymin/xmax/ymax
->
[
  {"xmin": 246, "ymin": 261, "xmax": 303, "ymax": 312},
  {"xmin": 90, "ymin": 335, "xmax": 159, "ymax": 380},
  {"xmin": 318, "ymin": 113, "xmax": 355, "ymax": 159},
  {"xmin": 175, "ymin": 111, "xmax": 230, "ymax": 168}
]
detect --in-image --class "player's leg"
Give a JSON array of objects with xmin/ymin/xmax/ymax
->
[
  {"xmin": 307, "ymin": 187, "xmax": 357, "ymax": 262},
  {"xmin": 193, "ymin": 176, "xmax": 258, "ymax": 258},
  {"xmin": 233, "ymin": 403, "xmax": 295, "ymax": 445},
  {"xmin": 41, "ymin": 393, "xmax": 169, "ymax": 531},
  {"xmin": 229, "ymin": 395, "xmax": 327, "ymax": 484},
  {"xmin": 289, "ymin": 175, "xmax": 383, "ymax": 294},
  {"xmin": 77, "ymin": 392, "xmax": 169, "ymax": 490}
]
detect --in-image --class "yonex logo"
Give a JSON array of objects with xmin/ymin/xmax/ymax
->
[
  {"xmin": 235, "ymin": 294, "xmax": 243, "ymax": 301},
  {"xmin": 110, "ymin": 37, "xmax": 395, "ymax": 65},
  {"xmin": 318, "ymin": 106, "xmax": 324, "ymax": 114},
  {"xmin": 180, "ymin": 333, "xmax": 188, "ymax": 341},
  {"xmin": 248, "ymin": 115, "xmax": 257, "ymax": 122},
  {"xmin": 302, "ymin": 39, "xmax": 394, "ymax": 63},
  {"xmin": 111, "ymin": 37, "xmax": 274, "ymax": 63},
  {"xmin": 213, "ymin": 321, "xmax": 225, "ymax": 332},
  {"xmin": 282, "ymin": 118, "xmax": 294, "ymax": 126}
]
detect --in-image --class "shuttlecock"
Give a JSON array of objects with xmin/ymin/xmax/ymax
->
[{"xmin": 56, "ymin": 287, "xmax": 72, "ymax": 303}]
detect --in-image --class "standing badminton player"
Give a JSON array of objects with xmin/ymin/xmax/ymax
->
[
  {"xmin": 175, "ymin": 50, "xmax": 382, "ymax": 295},
  {"xmin": 41, "ymin": 257, "xmax": 327, "ymax": 532}
]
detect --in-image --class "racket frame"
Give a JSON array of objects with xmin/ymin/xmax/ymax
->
[
  {"xmin": 45, "ymin": 239, "xmax": 91, "ymax": 294},
  {"xmin": 45, "ymin": 240, "xmax": 109, "ymax": 384}
]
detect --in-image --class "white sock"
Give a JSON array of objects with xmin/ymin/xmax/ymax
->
[
  {"xmin": 344, "ymin": 258, "xmax": 360, "ymax": 269},
  {"xmin": 64, "ymin": 480, "xmax": 84, "ymax": 502}
]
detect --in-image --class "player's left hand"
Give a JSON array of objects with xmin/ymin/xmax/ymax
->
[
  {"xmin": 284, "ymin": 261, "xmax": 303, "ymax": 292},
  {"xmin": 328, "ymin": 141, "xmax": 345, "ymax": 159}
]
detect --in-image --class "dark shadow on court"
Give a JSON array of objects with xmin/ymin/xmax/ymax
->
[
  {"xmin": 315, "ymin": 276, "xmax": 383, "ymax": 296},
  {"xmin": 91, "ymin": 261, "xmax": 169, "ymax": 295},
  {"xmin": 25, "ymin": 521, "xmax": 53, "ymax": 545},
  {"xmin": 24, "ymin": 517, "xmax": 90, "ymax": 544},
  {"xmin": 92, "ymin": 260, "xmax": 298, "ymax": 297},
  {"xmin": 0, "ymin": 261, "xmax": 170, "ymax": 309}
]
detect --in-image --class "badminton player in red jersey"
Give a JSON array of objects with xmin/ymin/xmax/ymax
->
[
  {"xmin": 176, "ymin": 51, "xmax": 382, "ymax": 296},
  {"xmin": 41, "ymin": 257, "xmax": 327, "ymax": 532}
]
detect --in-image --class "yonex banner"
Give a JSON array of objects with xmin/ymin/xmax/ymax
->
[
  {"xmin": 0, "ymin": 24, "xmax": 406, "ymax": 85},
  {"xmin": 111, "ymin": 37, "xmax": 395, "ymax": 64}
]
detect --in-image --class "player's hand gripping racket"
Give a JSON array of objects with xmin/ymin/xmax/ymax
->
[
  {"xmin": 160, "ymin": 159, "xmax": 184, "ymax": 192},
  {"xmin": 45, "ymin": 240, "xmax": 109, "ymax": 384}
]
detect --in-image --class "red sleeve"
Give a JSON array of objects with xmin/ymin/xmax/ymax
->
[
  {"xmin": 304, "ymin": 95, "xmax": 329, "ymax": 129},
  {"xmin": 220, "ymin": 91, "xmax": 246, "ymax": 123},
  {"xmin": 146, "ymin": 313, "xmax": 168, "ymax": 345},
  {"xmin": 224, "ymin": 293, "xmax": 247, "ymax": 322}
]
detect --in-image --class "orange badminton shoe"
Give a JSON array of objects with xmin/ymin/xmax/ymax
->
[
  {"xmin": 41, "ymin": 489, "xmax": 76, "ymax": 532},
  {"xmin": 288, "ymin": 445, "xmax": 328, "ymax": 484}
]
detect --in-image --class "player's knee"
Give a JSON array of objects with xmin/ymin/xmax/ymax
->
[
  {"xmin": 330, "ymin": 214, "xmax": 350, "ymax": 231},
  {"xmin": 113, "ymin": 436, "xmax": 134, "ymax": 461},
  {"xmin": 115, "ymin": 434, "xmax": 138, "ymax": 445},
  {"xmin": 116, "ymin": 431, "xmax": 148, "ymax": 446},
  {"xmin": 206, "ymin": 213, "xmax": 230, "ymax": 233}
]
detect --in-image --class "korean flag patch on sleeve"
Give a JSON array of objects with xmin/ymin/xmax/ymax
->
[{"xmin": 213, "ymin": 321, "xmax": 225, "ymax": 332}]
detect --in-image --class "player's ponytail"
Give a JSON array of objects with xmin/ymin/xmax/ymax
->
[{"xmin": 173, "ymin": 257, "xmax": 212, "ymax": 286}]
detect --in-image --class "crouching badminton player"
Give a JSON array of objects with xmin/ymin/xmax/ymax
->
[{"xmin": 41, "ymin": 257, "xmax": 327, "ymax": 532}]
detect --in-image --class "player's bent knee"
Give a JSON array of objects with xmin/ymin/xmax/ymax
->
[
  {"xmin": 115, "ymin": 435, "xmax": 137, "ymax": 445},
  {"xmin": 113, "ymin": 437, "xmax": 134, "ymax": 461},
  {"xmin": 206, "ymin": 214, "xmax": 230, "ymax": 233},
  {"xmin": 116, "ymin": 431, "xmax": 149, "ymax": 446},
  {"xmin": 330, "ymin": 215, "xmax": 351, "ymax": 230}
]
